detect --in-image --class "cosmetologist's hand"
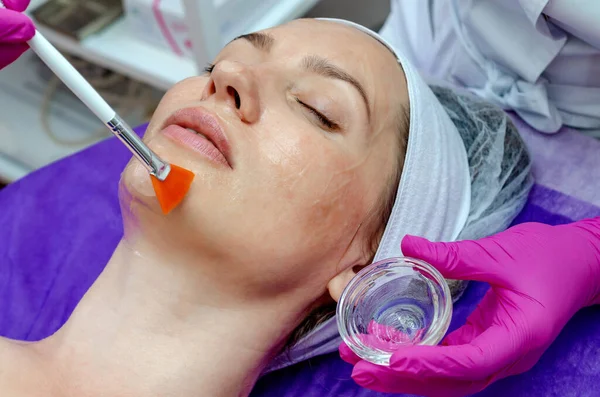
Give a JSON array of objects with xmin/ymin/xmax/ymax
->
[
  {"xmin": 340, "ymin": 218, "xmax": 600, "ymax": 397},
  {"xmin": 0, "ymin": 0, "xmax": 34, "ymax": 70}
]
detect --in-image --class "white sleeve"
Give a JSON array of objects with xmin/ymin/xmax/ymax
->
[
  {"xmin": 543, "ymin": 0, "xmax": 600, "ymax": 48},
  {"xmin": 519, "ymin": 0, "xmax": 600, "ymax": 49}
]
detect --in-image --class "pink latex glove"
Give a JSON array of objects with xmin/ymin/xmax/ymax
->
[
  {"xmin": 0, "ymin": 0, "xmax": 34, "ymax": 69},
  {"xmin": 340, "ymin": 218, "xmax": 600, "ymax": 397}
]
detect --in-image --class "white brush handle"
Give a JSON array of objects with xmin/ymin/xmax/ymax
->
[
  {"xmin": 27, "ymin": 33, "xmax": 115, "ymax": 122},
  {"xmin": 0, "ymin": 0, "xmax": 171, "ymax": 180},
  {"xmin": 26, "ymin": 31, "xmax": 169, "ymax": 179},
  {"xmin": 0, "ymin": 0, "xmax": 113, "ymax": 121}
]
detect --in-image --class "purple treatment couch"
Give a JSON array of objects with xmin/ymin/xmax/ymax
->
[{"xmin": 1, "ymin": 115, "xmax": 599, "ymax": 397}]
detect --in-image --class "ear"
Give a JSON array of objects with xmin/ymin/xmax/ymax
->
[
  {"xmin": 329, "ymin": 225, "xmax": 372, "ymax": 302},
  {"xmin": 327, "ymin": 264, "xmax": 367, "ymax": 302}
]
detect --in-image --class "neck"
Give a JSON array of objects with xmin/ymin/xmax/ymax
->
[{"xmin": 36, "ymin": 234, "xmax": 305, "ymax": 397}]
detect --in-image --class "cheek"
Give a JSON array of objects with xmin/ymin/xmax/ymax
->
[
  {"xmin": 250, "ymin": 124, "xmax": 369, "ymax": 257},
  {"xmin": 252, "ymin": 110, "xmax": 351, "ymax": 201},
  {"xmin": 298, "ymin": 161, "xmax": 367, "ymax": 250}
]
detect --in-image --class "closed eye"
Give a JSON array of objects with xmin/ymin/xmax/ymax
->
[
  {"xmin": 204, "ymin": 63, "xmax": 215, "ymax": 74},
  {"xmin": 295, "ymin": 98, "xmax": 339, "ymax": 131},
  {"xmin": 205, "ymin": 62, "xmax": 339, "ymax": 131}
]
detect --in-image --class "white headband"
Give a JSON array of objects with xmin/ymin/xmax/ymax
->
[{"xmin": 267, "ymin": 18, "xmax": 471, "ymax": 372}]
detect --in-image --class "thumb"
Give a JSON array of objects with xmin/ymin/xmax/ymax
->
[{"xmin": 401, "ymin": 235, "xmax": 504, "ymax": 284}]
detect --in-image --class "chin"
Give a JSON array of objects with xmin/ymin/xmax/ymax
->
[
  {"xmin": 121, "ymin": 159, "xmax": 157, "ymax": 197},
  {"xmin": 118, "ymin": 160, "xmax": 163, "ymax": 220}
]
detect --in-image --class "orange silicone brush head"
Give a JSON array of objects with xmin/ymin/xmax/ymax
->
[{"xmin": 150, "ymin": 164, "xmax": 195, "ymax": 215}]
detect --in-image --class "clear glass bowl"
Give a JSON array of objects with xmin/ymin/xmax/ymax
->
[{"xmin": 337, "ymin": 257, "xmax": 452, "ymax": 366}]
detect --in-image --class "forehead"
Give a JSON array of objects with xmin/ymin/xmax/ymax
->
[{"xmin": 273, "ymin": 19, "xmax": 394, "ymax": 61}]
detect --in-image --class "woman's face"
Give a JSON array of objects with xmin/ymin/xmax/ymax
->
[{"xmin": 121, "ymin": 19, "xmax": 407, "ymax": 303}]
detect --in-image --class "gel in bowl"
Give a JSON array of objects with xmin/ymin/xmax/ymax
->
[{"xmin": 337, "ymin": 257, "xmax": 452, "ymax": 366}]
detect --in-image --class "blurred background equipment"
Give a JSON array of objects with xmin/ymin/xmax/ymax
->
[{"xmin": 31, "ymin": 0, "xmax": 123, "ymax": 41}]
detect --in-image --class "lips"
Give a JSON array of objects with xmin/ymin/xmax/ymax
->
[{"xmin": 161, "ymin": 107, "xmax": 232, "ymax": 168}]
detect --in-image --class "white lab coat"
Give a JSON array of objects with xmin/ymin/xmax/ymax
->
[{"xmin": 379, "ymin": 0, "xmax": 600, "ymax": 135}]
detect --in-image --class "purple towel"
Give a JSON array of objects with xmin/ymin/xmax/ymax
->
[{"xmin": 1, "ymin": 123, "xmax": 600, "ymax": 397}]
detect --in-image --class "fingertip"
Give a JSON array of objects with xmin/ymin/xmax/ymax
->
[
  {"xmin": 389, "ymin": 345, "xmax": 431, "ymax": 370},
  {"xmin": 4, "ymin": 0, "xmax": 31, "ymax": 13},
  {"xmin": 403, "ymin": 236, "xmax": 478, "ymax": 281},
  {"xmin": 19, "ymin": 18, "xmax": 36, "ymax": 41},
  {"xmin": 402, "ymin": 235, "xmax": 453, "ymax": 275},
  {"xmin": 1, "ymin": 11, "xmax": 36, "ymax": 41},
  {"xmin": 351, "ymin": 360, "xmax": 381, "ymax": 388},
  {"xmin": 351, "ymin": 360, "xmax": 406, "ymax": 394},
  {"xmin": 401, "ymin": 235, "xmax": 432, "ymax": 258},
  {"xmin": 351, "ymin": 369, "xmax": 375, "ymax": 388},
  {"xmin": 389, "ymin": 344, "xmax": 464, "ymax": 376},
  {"xmin": 24, "ymin": 19, "xmax": 35, "ymax": 40},
  {"xmin": 339, "ymin": 342, "xmax": 361, "ymax": 365}
]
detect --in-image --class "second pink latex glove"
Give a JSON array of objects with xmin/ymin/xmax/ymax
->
[
  {"xmin": 340, "ymin": 218, "xmax": 600, "ymax": 397},
  {"xmin": 0, "ymin": 0, "xmax": 34, "ymax": 70}
]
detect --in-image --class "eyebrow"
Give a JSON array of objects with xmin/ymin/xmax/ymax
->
[
  {"xmin": 301, "ymin": 55, "xmax": 371, "ymax": 121},
  {"xmin": 232, "ymin": 32, "xmax": 275, "ymax": 52},
  {"xmin": 232, "ymin": 33, "xmax": 371, "ymax": 121}
]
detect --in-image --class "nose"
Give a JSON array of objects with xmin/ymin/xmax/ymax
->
[{"xmin": 207, "ymin": 61, "xmax": 261, "ymax": 123}]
